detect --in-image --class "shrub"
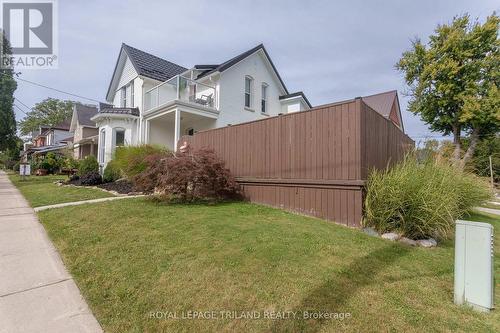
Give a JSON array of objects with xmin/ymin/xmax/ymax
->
[
  {"xmin": 132, "ymin": 152, "xmax": 171, "ymax": 193},
  {"xmin": 42, "ymin": 152, "xmax": 64, "ymax": 174},
  {"xmin": 114, "ymin": 145, "xmax": 167, "ymax": 179},
  {"xmin": 364, "ymin": 154, "xmax": 491, "ymax": 241},
  {"xmin": 103, "ymin": 160, "xmax": 123, "ymax": 183},
  {"xmin": 80, "ymin": 171, "xmax": 102, "ymax": 186},
  {"xmin": 63, "ymin": 156, "xmax": 79, "ymax": 170},
  {"xmin": 134, "ymin": 148, "xmax": 240, "ymax": 202},
  {"xmin": 78, "ymin": 155, "xmax": 99, "ymax": 176}
]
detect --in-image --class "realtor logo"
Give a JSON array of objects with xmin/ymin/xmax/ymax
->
[{"xmin": 0, "ymin": 0, "xmax": 58, "ymax": 69}]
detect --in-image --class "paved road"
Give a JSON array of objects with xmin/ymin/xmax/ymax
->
[{"xmin": 0, "ymin": 171, "xmax": 102, "ymax": 333}]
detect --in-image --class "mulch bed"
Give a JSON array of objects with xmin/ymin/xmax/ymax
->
[{"xmin": 97, "ymin": 180, "xmax": 136, "ymax": 195}]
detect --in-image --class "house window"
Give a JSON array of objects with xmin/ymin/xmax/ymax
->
[
  {"xmin": 120, "ymin": 86, "xmax": 126, "ymax": 107},
  {"xmin": 114, "ymin": 128, "xmax": 125, "ymax": 147},
  {"xmin": 186, "ymin": 128, "xmax": 195, "ymax": 136},
  {"xmin": 261, "ymin": 83, "xmax": 268, "ymax": 113},
  {"xmin": 244, "ymin": 76, "xmax": 253, "ymax": 108},
  {"xmin": 130, "ymin": 82, "xmax": 134, "ymax": 107},
  {"xmin": 99, "ymin": 129, "xmax": 106, "ymax": 163}
]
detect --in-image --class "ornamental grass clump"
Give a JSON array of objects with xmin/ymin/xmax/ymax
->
[
  {"xmin": 364, "ymin": 154, "xmax": 491, "ymax": 241},
  {"xmin": 114, "ymin": 145, "xmax": 168, "ymax": 179}
]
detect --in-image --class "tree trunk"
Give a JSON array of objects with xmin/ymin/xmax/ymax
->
[
  {"xmin": 459, "ymin": 129, "xmax": 479, "ymax": 170},
  {"xmin": 452, "ymin": 126, "xmax": 462, "ymax": 167}
]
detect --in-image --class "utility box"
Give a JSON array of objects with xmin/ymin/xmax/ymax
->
[{"xmin": 454, "ymin": 220, "xmax": 494, "ymax": 312}]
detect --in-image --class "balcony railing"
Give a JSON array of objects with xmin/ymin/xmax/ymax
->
[{"xmin": 144, "ymin": 75, "xmax": 217, "ymax": 112}]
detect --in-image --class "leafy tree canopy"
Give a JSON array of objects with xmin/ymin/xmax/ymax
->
[
  {"xmin": 19, "ymin": 98, "xmax": 74, "ymax": 135},
  {"xmin": 396, "ymin": 13, "xmax": 500, "ymax": 168}
]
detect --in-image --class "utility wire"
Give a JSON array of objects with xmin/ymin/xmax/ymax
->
[
  {"xmin": 13, "ymin": 103, "xmax": 27, "ymax": 115},
  {"xmin": 1, "ymin": 71, "xmax": 103, "ymax": 103},
  {"xmin": 14, "ymin": 98, "xmax": 32, "ymax": 112},
  {"xmin": 15, "ymin": 76, "xmax": 102, "ymax": 103}
]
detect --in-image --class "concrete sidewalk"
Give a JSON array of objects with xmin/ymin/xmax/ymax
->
[
  {"xmin": 34, "ymin": 194, "xmax": 144, "ymax": 212},
  {"xmin": 0, "ymin": 171, "xmax": 102, "ymax": 333},
  {"xmin": 476, "ymin": 206, "xmax": 500, "ymax": 216}
]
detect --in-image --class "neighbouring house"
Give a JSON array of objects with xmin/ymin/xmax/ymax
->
[
  {"xmin": 69, "ymin": 103, "xmax": 99, "ymax": 159},
  {"xmin": 21, "ymin": 119, "xmax": 73, "ymax": 162},
  {"xmin": 360, "ymin": 90, "xmax": 404, "ymax": 131},
  {"xmin": 92, "ymin": 43, "xmax": 313, "ymax": 167}
]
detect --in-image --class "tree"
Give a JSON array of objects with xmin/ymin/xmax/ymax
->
[
  {"xmin": 0, "ymin": 30, "xmax": 18, "ymax": 151},
  {"xmin": 0, "ymin": 137, "xmax": 22, "ymax": 170},
  {"xmin": 19, "ymin": 98, "xmax": 74, "ymax": 135},
  {"xmin": 396, "ymin": 13, "xmax": 500, "ymax": 169},
  {"xmin": 465, "ymin": 135, "xmax": 500, "ymax": 182}
]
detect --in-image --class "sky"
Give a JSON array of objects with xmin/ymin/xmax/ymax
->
[{"xmin": 10, "ymin": 0, "xmax": 499, "ymax": 143}]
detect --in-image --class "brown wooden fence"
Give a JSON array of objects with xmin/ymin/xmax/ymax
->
[{"xmin": 179, "ymin": 98, "xmax": 414, "ymax": 227}]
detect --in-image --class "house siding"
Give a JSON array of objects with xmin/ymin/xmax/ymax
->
[{"xmin": 215, "ymin": 50, "xmax": 287, "ymax": 127}]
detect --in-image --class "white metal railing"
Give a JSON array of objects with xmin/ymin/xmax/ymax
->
[{"xmin": 144, "ymin": 75, "xmax": 216, "ymax": 111}]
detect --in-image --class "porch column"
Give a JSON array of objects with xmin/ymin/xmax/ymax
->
[
  {"xmin": 90, "ymin": 142, "xmax": 95, "ymax": 156},
  {"xmin": 145, "ymin": 120, "xmax": 150, "ymax": 144},
  {"xmin": 174, "ymin": 109, "xmax": 181, "ymax": 151}
]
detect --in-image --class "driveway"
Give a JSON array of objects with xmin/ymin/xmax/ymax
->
[{"xmin": 0, "ymin": 171, "xmax": 102, "ymax": 333}]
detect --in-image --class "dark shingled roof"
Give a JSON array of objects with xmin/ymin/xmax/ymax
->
[
  {"xmin": 196, "ymin": 44, "xmax": 289, "ymax": 94},
  {"xmin": 279, "ymin": 92, "xmax": 312, "ymax": 108},
  {"xmin": 74, "ymin": 104, "xmax": 98, "ymax": 127},
  {"xmin": 123, "ymin": 44, "xmax": 187, "ymax": 82},
  {"xmin": 52, "ymin": 118, "xmax": 72, "ymax": 131},
  {"xmin": 99, "ymin": 107, "xmax": 140, "ymax": 117}
]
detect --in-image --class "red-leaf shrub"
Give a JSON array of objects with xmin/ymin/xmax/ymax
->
[
  {"xmin": 134, "ymin": 148, "xmax": 241, "ymax": 202},
  {"xmin": 133, "ymin": 152, "xmax": 171, "ymax": 193}
]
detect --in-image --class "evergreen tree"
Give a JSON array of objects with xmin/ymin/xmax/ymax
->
[{"xmin": 0, "ymin": 31, "xmax": 18, "ymax": 151}]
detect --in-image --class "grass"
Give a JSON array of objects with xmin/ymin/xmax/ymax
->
[
  {"xmin": 8, "ymin": 174, "xmax": 114, "ymax": 207},
  {"xmin": 37, "ymin": 199, "xmax": 500, "ymax": 332}
]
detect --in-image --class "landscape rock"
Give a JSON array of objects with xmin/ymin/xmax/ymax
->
[
  {"xmin": 416, "ymin": 238, "xmax": 437, "ymax": 248},
  {"xmin": 399, "ymin": 237, "xmax": 417, "ymax": 246},
  {"xmin": 381, "ymin": 232, "xmax": 400, "ymax": 241},
  {"xmin": 362, "ymin": 227, "xmax": 379, "ymax": 237}
]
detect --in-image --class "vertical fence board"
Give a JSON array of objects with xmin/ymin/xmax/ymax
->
[{"xmin": 179, "ymin": 99, "xmax": 413, "ymax": 227}]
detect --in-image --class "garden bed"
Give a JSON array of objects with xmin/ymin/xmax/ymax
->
[
  {"xmin": 61, "ymin": 177, "xmax": 139, "ymax": 196},
  {"xmin": 97, "ymin": 180, "xmax": 137, "ymax": 195}
]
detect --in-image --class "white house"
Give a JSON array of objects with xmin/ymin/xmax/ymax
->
[{"xmin": 91, "ymin": 43, "xmax": 312, "ymax": 167}]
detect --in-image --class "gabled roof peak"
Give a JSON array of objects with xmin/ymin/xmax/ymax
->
[
  {"xmin": 106, "ymin": 43, "xmax": 188, "ymax": 101},
  {"xmin": 195, "ymin": 43, "xmax": 289, "ymax": 94}
]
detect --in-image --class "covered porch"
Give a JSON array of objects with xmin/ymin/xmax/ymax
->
[
  {"xmin": 144, "ymin": 106, "xmax": 218, "ymax": 151},
  {"xmin": 73, "ymin": 135, "xmax": 98, "ymax": 159}
]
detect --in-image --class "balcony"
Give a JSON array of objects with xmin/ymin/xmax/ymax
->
[{"xmin": 144, "ymin": 75, "xmax": 217, "ymax": 112}]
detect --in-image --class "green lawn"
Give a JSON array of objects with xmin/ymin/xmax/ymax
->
[
  {"xmin": 9, "ymin": 174, "xmax": 114, "ymax": 207},
  {"xmin": 37, "ymin": 199, "xmax": 500, "ymax": 332}
]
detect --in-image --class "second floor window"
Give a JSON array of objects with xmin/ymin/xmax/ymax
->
[
  {"xmin": 130, "ymin": 82, "xmax": 134, "ymax": 107},
  {"xmin": 261, "ymin": 83, "xmax": 268, "ymax": 113},
  {"xmin": 119, "ymin": 81, "xmax": 134, "ymax": 107},
  {"xmin": 245, "ymin": 76, "xmax": 253, "ymax": 108},
  {"xmin": 120, "ymin": 86, "xmax": 127, "ymax": 107}
]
